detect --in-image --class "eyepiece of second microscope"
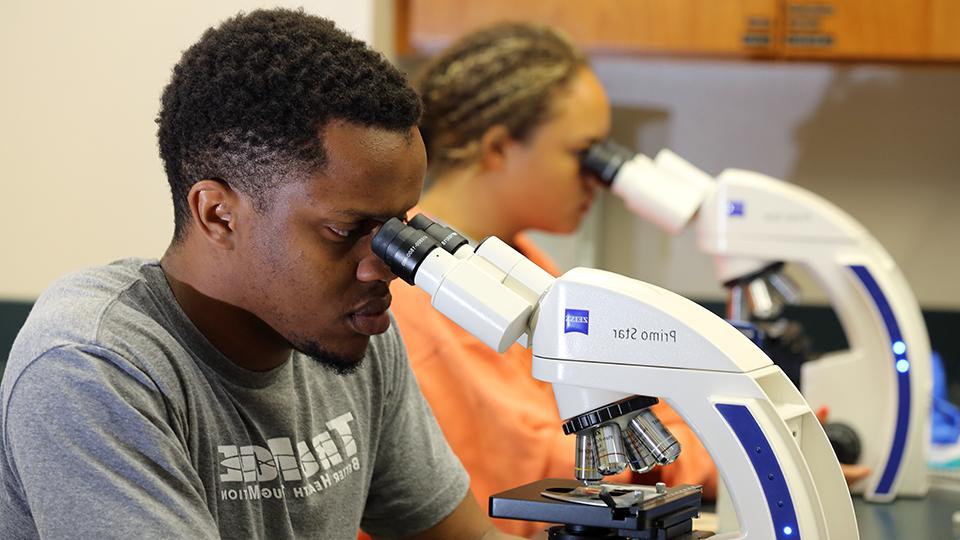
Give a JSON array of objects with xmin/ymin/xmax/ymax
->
[
  {"xmin": 580, "ymin": 139, "xmax": 634, "ymax": 187},
  {"xmin": 371, "ymin": 218, "xmax": 440, "ymax": 285}
]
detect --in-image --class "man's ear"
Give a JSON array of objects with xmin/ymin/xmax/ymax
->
[
  {"xmin": 187, "ymin": 179, "xmax": 238, "ymax": 250},
  {"xmin": 477, "ymin": 125, "xmax": 513, "ymax": 172}
]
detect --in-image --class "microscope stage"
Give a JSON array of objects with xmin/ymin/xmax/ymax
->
[{"xmin": 490, "ymin": 478, "xmax": 703, "ymax": 536}]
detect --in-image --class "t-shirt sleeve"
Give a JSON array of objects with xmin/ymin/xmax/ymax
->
[
  {"xmin": 359, "ymin": 327, "xmax": 470, "ymax": 539},
  {"xmin": 1, "ymin": 345, "xmax": 220, "ymax": 539}
]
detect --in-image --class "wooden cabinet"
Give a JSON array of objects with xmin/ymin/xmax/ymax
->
[
  {"xmin": 930, "ymin": 0, "xmax": 960, "ymax": 58},
  {"xmin": 782, "ymin": 0, "xmax": 960, "ymax": 60},
  {"xmin": 400, "ymin": 0, "xmax": 780, "ymax": 58},
  {"xmin": 397, "ymin": 0, "xmax": 960, "ymax": 62}
]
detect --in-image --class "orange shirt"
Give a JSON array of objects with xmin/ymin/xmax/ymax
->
[{"xmin": 389, "ymin": 233, "xmax": 717, "ymax": 538}]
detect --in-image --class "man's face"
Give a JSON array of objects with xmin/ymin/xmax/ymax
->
[{"xmin": 233, "ymin": 121, "xmax": 425, "ymax": 372}]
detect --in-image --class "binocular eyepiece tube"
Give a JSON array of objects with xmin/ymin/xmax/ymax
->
[{"xmin": 371, "ymin": 214, "xmax": 547, "ymax": 353}]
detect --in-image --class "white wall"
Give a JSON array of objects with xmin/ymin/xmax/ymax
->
[
  {"xmin": 4, "ymin": 5, "xmax": 958, "ymax": 309},
  {"xmin": 533, "ymin": 58, "xmax": 960, "ymax": 309},
  {"xmin": 0, "ymin": 1, "xmax": 385, "ymax": 300}
]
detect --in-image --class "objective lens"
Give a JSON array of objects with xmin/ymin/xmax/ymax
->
[
  {"xmin": 580, "ymin": 140, "xmax": 634, "ymax": 187},
  {"xmin": 766, "ymin": 270, "xmax": 801, "ymax": 305},
  {"xmin": 747, "ymin": 276, "xmax": 782, "ymax": 320},
  {"xmin": 629, "ymin": 409, "xmax": 681, "ymax": 465},
  {"xmin": 593, "ymin": 423, "xmax": 629, "ymax": 475},
  {"xmin": 371, "ymin": 218, "xmax": 440, "ymax": 285},
  {"xmin": 575, "ymin": 430, "xmax": 603, "ymax": 483},
  {"xmin": 727, "ymin": 283, "xmax": 750, "ymax": 322},
  {"xmin": 622, "ymin": 422, "xmax": 658, "ymax": 473},
  {"xmin": 407, "ymin": 213, "xmax": 470, "ymax": 255}
]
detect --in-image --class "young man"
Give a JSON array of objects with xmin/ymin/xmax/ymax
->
[{"xmin": 0, "ymin": 9, "xmax": 520, "ymax": 540}]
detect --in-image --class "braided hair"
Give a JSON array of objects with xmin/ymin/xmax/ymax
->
[{"xmin": 416, "ymin": 22, "xmax": 587, "ymax": 176}]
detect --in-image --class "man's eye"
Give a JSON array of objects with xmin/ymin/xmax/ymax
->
[
  {"xmin": 328, "ymin": 226, "xmax": 353, "ymax": 238},
  {"xmin": 325, "ymin": 219, "xmax": 382, "ymax": 241}
]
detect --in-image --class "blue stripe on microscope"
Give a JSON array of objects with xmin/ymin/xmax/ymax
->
[
  {"xmin": 850, "ymin": 264, "xmax": 911, "ymax": 496},
  {"xmin": 716, "ymin": 403, "xmax": 800, "ymax": 539}
]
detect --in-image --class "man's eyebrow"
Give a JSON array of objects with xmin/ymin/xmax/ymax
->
[{"xmin": 327, "ymin": 208, "xmax": 408, "ymax": 222}]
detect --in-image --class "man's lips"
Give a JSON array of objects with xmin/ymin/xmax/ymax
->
[
  {"xmin": 352, "ymin": 293, "xmax": 391, "ymax": 316},
  {"xmin": 347, "ymin": 293, "xmax": 392, "ymax": 336}
]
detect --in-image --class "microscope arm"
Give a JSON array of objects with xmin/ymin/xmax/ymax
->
[{"xmin": 696, "ymin": 168, "xmax": 933, "ymax": 502}]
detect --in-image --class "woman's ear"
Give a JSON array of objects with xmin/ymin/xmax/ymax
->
[
  {"xmin": 187, "ymin": 179, "xmax": 238, "ymax": 250},
  {"xmin": 478, "ymin": 124, "xmax": 513, "ymax": 172}
]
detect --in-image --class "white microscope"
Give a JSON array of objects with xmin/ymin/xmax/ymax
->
[
  {"xmin": 580, "ymin": 142, "xmax": 932, "ymax": 503},
  {"xmin": 373, "ymin": 215, "xmax": 859, "ymax": 539}
]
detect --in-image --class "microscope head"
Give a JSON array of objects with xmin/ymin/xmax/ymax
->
[
  {"xmin": 373, "ymin": 215, "xmax": 684, "ymax": 484},
  {"xmin": 372, "ymin": 214, "xmax": 552, "ymax": 352}
]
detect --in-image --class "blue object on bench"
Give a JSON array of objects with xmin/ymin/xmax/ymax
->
[{"xmin": 932, "ymin": 350, "xmax": 960, "ymax": 445}]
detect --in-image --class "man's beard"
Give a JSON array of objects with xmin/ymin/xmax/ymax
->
[{"xmin": 295, "ymin": 339, "xmax": 365, "ymax": 375}]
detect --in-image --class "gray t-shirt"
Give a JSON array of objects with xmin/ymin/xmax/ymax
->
[{"xmin": 0, "ymin": 259, "xmax": 469, "ymax": 539}]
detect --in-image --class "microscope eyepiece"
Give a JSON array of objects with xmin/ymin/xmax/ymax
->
[
  {"xmin": 407, "ymin": 213, "xmax": 471, "ymax": 255},
  {"xmin": 580, "ymin": 140, "xmax": 635, "ymax": 187},
  {"xmin": 371, "ymin": 218, "xmax": 440, "ymax": 285}
]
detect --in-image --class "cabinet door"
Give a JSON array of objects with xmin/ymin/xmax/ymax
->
[
  {"xmin": 930, "ymin": 0, "xmax": 960, "ymax": 59},
  {"xmin": 782, "ymin": 0, "xmax": 960, "ymax": 60},
  {"xmin": 401, "ymin": 0, "xmax": 780, "ymax": 58}
]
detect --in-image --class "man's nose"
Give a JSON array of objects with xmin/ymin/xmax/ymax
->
[{"xmin": 356, "ymin": 232, "xmax": 397, "ymax": 283}]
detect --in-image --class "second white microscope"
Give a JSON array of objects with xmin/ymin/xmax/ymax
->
[{"xmin": 580, "ymin": 142, "xmax": 932, "ymax": 503}]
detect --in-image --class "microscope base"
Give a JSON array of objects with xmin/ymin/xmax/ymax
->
[{"xmin": 490, "ymin": 479, "xmax": 705, "ymax": 539}]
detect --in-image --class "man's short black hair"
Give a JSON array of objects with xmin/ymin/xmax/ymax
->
[{"xmin": 157, "ymin": 8, "xmax": 422, "ymax": 241}]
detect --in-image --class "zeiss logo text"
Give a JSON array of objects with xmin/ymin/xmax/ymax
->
[
  {"xmin": 728, "ymin": 200, "xmax": 745, "ymax": 217},
  {"xmin": 564, "ymin": 309, "xmax": 590, "ymax": 335}
]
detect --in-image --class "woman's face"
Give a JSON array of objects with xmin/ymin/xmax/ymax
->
[{"xmin": 499, "ymin": 67, "xmax": 611, "ymax": 234}]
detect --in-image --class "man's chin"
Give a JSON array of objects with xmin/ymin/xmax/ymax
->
[{"xmin": 295, "ymin": 339, "xmax": 368, "ymax": 375}]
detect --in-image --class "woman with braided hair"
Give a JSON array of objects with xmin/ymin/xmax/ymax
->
[{"xmin": 389, "ymin": 22, "xmax": 718, "ymax": 537}]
